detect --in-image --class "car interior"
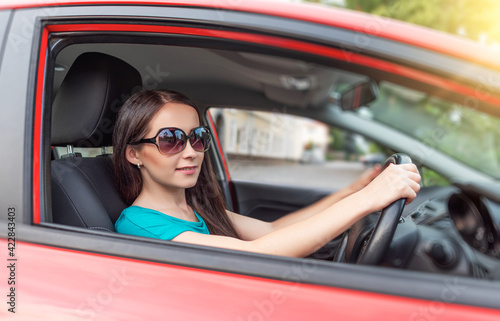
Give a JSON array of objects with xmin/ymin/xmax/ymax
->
[
  {"xmin": 49, "ymin": 41, "xmax": 372, "ymax": 229},
  {"xmin": 46, "ymin": 34, "xmax": 500, "ymax": 281},
  {"xmin": 51, "ymin": 52, "xmax": 141, "ymax": 231}
]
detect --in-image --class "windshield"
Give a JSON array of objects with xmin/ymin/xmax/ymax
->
[{"xmin": 363, "ymin": 81, "xmax": 500, "ymax": 179}]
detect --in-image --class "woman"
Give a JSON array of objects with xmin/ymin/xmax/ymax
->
[{"xmin": 113, "ymin": 90, "xmax": 421, "ymax": 258}]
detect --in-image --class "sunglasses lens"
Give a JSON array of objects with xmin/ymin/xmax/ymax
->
[
  {"xmin": 190, "ymin": 127, "xmax": 211, "ymax": 152},
  {"xmin": 155, "ymin": 127, "xmax": 210, "ymax": 154},
  {"xmin": 158, "ymin": 128, "xmax": 186, "ymax": 154}
]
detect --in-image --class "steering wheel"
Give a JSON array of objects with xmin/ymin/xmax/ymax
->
[{"xmin": 333, "ymin": 153, "xmax": 413, "ymax": 265}]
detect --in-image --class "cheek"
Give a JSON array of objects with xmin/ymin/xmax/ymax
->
[{"xmin": 141, "ymin": 147, "xmax": 177, "ymax": 169}]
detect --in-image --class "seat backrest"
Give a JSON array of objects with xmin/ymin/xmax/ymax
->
[
  {"xmin": 51, "ymin": 52, "xmax": 142, "ymax": 231},
  {"xmin": 51, "ymin": 157, "xmax": 123, "ymax": 231}
]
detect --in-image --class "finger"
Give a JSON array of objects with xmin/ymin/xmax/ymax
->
[
  {"xmin": 389, "ymin": 164, "xmax": 421, "ymax": 183},
  {"xmin": 360, "ymin": 167, "xmax": 374, "ymax": 179},
  {"xmin": 366, "ymin": 164, "xmax": 381, "ymax": 174},
  {"xmin": 405, "ymin": 190, "xmax": 417, "ymax": 204},
  {"xmin": 407, "ymin": 170, "xmax": 422, "ymax": 184},
  {"xmin": 398, "ymin": 163, "xmax": 419, "ymax": 174},
  {"xmin": 408, "ymin": 178, "xmax": 421, "ymax": 193},
  {"xmin": 353, "ymin": 165, "xmax": 383, "ymax": 191},
  {"xmin": 403, "ymin": 179, "xmax": 420, "ymax": 204},
  {"xmin": 372, "ymin": 164, "xmax": 383, "ymax": 175},
  {"xmin": 365, "ymin": 166, "xmax": 382, "ymax": 180}
]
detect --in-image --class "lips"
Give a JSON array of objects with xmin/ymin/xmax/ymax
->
[{"xmin": 176, "ymin": 166, "xmax": 197, "ymax": 171}]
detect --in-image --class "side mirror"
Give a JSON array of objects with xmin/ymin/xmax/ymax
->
[{"xmin": 340, "ymin": 80, "xmax": 378, "ymax": 111}]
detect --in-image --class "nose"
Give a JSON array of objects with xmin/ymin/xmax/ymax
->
[{"xmin": 181, "ymin": 139, "xmax": 198, "ymax": 158}]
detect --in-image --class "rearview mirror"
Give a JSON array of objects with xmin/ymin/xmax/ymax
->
[{"xmin": 340, "ymin": 80, "xmax": 378, "ymax": 111}]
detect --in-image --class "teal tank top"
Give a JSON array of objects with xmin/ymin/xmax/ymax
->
[{"xmin": 115, "ymin": 206, "xmax": 210, "ymax": 240}]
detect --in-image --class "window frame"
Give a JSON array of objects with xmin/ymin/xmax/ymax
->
[{"xmin": 1, "ymin": 4, "xmax": 494, "ymax": 312}]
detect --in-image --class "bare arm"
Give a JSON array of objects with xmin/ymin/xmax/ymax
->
[
  {"xmin": 173, "ymin": 164, "xmax": 420, "ymax": 258},
  {"xmin": 268, "ymin": 165, "xmax": 382, "ymax": 230},
  {"xmin": 224, "ymin": 165, "xmax": 382, "ymax": 241},
  {"xmin": 176, "ymin": 190, "xmax": 372, "ymax": 257}
]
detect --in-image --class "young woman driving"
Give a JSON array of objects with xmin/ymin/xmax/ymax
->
[{"xmin": 113, "ymin": 90, "xmax": 421, "ymax": 258}]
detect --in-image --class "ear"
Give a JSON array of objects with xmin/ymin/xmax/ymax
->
[{"xmin": 125, "ymin": 145, "xmax": 141, "ymax": 166}]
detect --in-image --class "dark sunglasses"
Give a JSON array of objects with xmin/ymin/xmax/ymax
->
[{"xmin": 133, "ymin": 126, "xmax": 211, "ymax": 155}]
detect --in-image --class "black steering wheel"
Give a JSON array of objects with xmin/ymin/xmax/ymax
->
[{"xmin": 333, "ymin": 153, "xmax": 413, "ymax": 265}]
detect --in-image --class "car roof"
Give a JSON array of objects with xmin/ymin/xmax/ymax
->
[{"xmin": 2, "ymin": 0, "xmax": 500, "ymax": 70}]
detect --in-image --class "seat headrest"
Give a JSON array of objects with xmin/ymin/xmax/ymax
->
[{"xmin": 51, "ymin": 52, "xmax": 142, "ymax": 147}]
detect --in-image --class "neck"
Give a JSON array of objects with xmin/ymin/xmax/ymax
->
[{"xmin": 134, "ymin": 179, "xmax": 191, "ymax": 215}]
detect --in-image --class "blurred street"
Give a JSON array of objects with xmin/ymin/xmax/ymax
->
[{"xmin": 227, "ymin": 158, "xmax": 367, "ymax": 190}]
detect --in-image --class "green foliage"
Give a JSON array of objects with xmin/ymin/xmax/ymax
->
[
  {"xmin": 329, "ymin": 127, "xmax": 345, "ymax": 150},
  {"xmin": 368, "ymin": 142, "xmax": 383, "ymax": 154},
  {"xmin": 306, "ymin": 0, "xmax": 500, "ymax": 44},
  {"xmin": 370, "ymin": 81, "xmax": 500, "ymax": 178},
  {"xmin": 421, "ymin": 167, "xmax": 450, "ymax": 186},
  {"xmin": 304, "ymin": 0, "xmax": 500, "ymax": 178}
]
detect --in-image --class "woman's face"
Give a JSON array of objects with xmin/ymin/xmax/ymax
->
[{"xmin": 132, "ymin": 102, "xmax": 204, "ymax": 191}]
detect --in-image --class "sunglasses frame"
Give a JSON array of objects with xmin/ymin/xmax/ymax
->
[{"xmin": 132, "ymin": 126, "xmax": 211, "ymax": 155}]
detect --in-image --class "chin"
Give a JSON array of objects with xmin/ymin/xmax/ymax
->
[
  {"xmin": 183, "ymin": 176, "xmax": 200, "ymax": 189},
  {"xmin": 184, "ymin": 182, "xmax": 198, "ymax": 189}
]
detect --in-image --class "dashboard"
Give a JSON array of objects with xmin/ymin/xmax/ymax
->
[
  {"xmin": 327, "ymin": 184, "xmax": 500, "ymax": 279},
  {"xmin": 448, "ymin": 184, "xmax": 500, "ymax": 260},
  {"xmin": 394, "ymin": 184, "xmax": 500, "ymax": 279}
]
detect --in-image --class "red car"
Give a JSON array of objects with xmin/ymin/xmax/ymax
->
[{"xmin": 1, "ymin": 0, "xmax": 500, "ymax": 320}]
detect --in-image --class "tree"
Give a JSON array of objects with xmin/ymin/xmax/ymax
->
[{"xmin": 307, "ymin": 0, "xmax": 500, "ymax": 45}]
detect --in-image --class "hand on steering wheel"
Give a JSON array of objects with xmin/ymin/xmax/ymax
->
[{"xmin": 334, "ymin": 153, "xmax": 415, "ymax": 265}]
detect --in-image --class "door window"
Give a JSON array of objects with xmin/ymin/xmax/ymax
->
[{"xmin": 210, "ymin": 108, "xmax": 387, "ymax": 189}]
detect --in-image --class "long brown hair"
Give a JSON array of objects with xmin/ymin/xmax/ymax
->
[{"xmin": 113, "ymin": 90, "xmax": 239, "ymax": 238}]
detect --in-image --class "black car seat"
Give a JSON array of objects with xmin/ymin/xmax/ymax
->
[{"xmin": 51, "ymin": 52, "xmax": 142, "ymax": 232}]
